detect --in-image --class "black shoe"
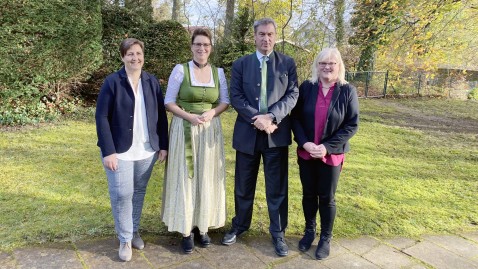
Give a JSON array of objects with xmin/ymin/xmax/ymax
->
[
  {"xmin": 199, "ymin": 233, "xmax": 211, "ymax": 248},
  {"xmin": 315, "ymin": 236, "xmax": 331, "ymax": 260},
  {"xmin": 181, "ymin": 234, "xmax": 194, "ymax": 254},
  {"xmin": 298, "ymin": 229, "xmax": 316, "ymax": 252},
  {"xmin": 272, "ymin": 236, "xmax": 289, "ymax": 257},
  {"xmin": 221, "ymin": 229, "xmax": 244, "ymax": 245},
  {"xmin": 191, "ymin": 227, "xmax": 211, "ymax": 248}
]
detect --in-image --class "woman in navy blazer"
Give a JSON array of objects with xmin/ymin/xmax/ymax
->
[
  {"xmin": 291, "ymin": 48, "xmax": 359, "ymax": 260},
  {"xmin": 95, "ymin": 38, "xmax": 168, "ymax": 262}
]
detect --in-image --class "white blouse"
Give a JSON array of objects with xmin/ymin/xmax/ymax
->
[
  {"xmin": 117, "ymin": 78, "xmax": 156, "ymax": 161},
  {"xmin": 164, "ymin": 61, "xmax": 230, "ymax": 105}
]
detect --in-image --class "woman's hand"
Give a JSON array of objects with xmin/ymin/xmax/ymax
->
[
  {"xmin": 199, "ymin": 109, "xmax": 216, "ymax": 122},
  {"xmin": 303, "ymin": 142, "xmax": 327, "ymax": 158},
  {"xmin": 158, "ymin": 150, "xmax": 167, "ymax": 163},
  {"xmin": 103, "ymin": 153, "xmax": 118, "ymax": 171},
  {"xmin": 187, "ymin": 113, "xmax": 205, "ymax": 126}
]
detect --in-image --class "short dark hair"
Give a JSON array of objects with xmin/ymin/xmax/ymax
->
[
  {"xmin": 191, "ymin": 28, "xmax": 212, "ymax": 44},
  {"xmin": 253, "ymin": 18, "xmax": 277, "ymax": 33},
  {"xmin": 119, "ymin": 38, "xmax": 144, "ymax": 58}
]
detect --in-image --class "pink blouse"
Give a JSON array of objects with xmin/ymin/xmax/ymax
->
[{"xmin": 297, "ymin": 83, "xmax": 344, "ymax": 166}]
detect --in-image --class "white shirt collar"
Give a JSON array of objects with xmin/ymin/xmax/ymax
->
[{"xmin": 256, "ymin": 50, "xmax": 272, "ymax": 61}]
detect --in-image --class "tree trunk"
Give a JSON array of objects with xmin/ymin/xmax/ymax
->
[
  {"xmin": 172, "ymin": 0, "xmax": 180, "ymax": 21},
  {"xmin": 224, "ymin": 0, "xmax": 235, "ymax": 36},
  {"xmin": 334, "ymin": 0, "xmax": 345, "ymax": 48}
]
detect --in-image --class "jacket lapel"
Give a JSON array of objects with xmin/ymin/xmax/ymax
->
[{"xmin": 327, "ymin": 83, "xmax": 341, "ymax": 118}]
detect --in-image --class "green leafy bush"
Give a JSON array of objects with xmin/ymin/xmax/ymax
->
[
  {"xmin": 0, "ymin": 0, "xmax": 102, "ymax": 125},
  {"xmin": 100, "ymin": 3, "xmax": 145, "ymax": 74},
  {"xmin": 137, "ymin": 20, "xmax": 191, "ymax": 83},
  {"xmin": 213, "ymin": 6, "xmax": 255, "ymax": 77},
  {"xmin": 0, "ymin": 0, "xmax": 102, "ymax": 86}
]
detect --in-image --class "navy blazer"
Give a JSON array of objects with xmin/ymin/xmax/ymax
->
[
  {"xmin": 291, "ymin": 80, "xmax": 359, "ymax": 154},
  {"xmin": 95, "ymin": 67, "xmax": 169, "ymax": 157},
  {"xmin": 230, "ymin": 51, "xmax": 299, "ymax": 155}
]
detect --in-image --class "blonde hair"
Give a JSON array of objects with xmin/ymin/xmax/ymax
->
[{"xmin": 310, "ymin": 48, "xmax": 347, "ymax": 85}]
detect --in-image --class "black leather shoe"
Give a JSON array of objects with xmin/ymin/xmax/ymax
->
[
  {"xmin": 221, "ymin": 229, "xmax": 244, "ymax": 245},
  {"xmin": 315, "ymin": 236, "xmax": 331, "ymax": 260},
  {"xmin": 199, "ymin": 233, "xmax": 211, "ymax": 248},
  {"xmin": 181, "ymin": 234, "xmax": 194, "ymax": 254},
  {"xmin": 272, "ymin": 237, "xmax": 289, "ymax": 257},
  {"xmin": 298, "ymin": 229, "xmax": 316, "ymax": 252}
]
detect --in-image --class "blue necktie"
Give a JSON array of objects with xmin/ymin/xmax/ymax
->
[{"xmin": 260, "ymin": 56, "xmax": 268, "ymax": 113}]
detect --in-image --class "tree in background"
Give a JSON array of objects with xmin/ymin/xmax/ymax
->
[
  {"xmin": 334, "ymin": 0, "xmax": 345, "ymax": 49},
  {"xmin": 224, "ymin": 0, "xmax": 236, "ymax": 36},
  {"xmin": 172, "ymin": 0, "xmax": 181, "ymax": 21},
  {"xmin": 350, "ymin": 0, "xmax": 403, "ymax": 72},
  {"xmin": 350, "ymin": 0, "xmax": 475, "ymax": 74},
  {"xmin": 375, "ymin": 0, "xmax": 477, "ymax": 72},
  {"xmin": 213, "ymin": 5, "xmax": 255, "ymax": 75},
  {"xmin": 124, "ymin": 0, "xmax": 154, "ymax": 22}
]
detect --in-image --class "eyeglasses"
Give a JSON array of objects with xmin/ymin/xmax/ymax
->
[
  {"xmin": 192, "ymin": 43, "xmax": 211, "ymax": 48},
  {"xmin": 318, "ymin": 62, "xmax": 337, "ymax": 67}
]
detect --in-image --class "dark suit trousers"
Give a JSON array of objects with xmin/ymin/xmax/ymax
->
[
  {"xmin": 232, "ymin": 131, "xmax": 289, "ymax": 238},
  {"xmin": 298, "ymin": 157, "xmax": 341, "ymax": 238}
]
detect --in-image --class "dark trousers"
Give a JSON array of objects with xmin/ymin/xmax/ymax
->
[
  {"xmin": 232, "ymin": 132, "xmax": 289, "ymax": 238},
  {"xmin": 298, "ymin": 157, "xmax": 342, "ymax": 238}
]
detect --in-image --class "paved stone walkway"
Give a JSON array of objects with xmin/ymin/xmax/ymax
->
[{"xmin": 1, "ymin": 231, "xmax": 478, "ymax": 268}]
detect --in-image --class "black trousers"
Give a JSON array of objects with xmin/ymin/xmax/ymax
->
[
  {"xmin": 298, "ymin": 157, "xmax": 342, "ymax": 238},
  {"xmin": 231, "ymin": 131, "xmax": 289, "ymax": 238}
]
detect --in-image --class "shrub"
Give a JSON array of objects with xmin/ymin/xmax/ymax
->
[
  {"xmin": 213, "ymin": 6, "xmax": 255, "ymax": 77},
  {"xmin": 0, "ymin": 0, "xmax": 102, "ymax": 125},
  {"xmin": 0, "ymin": 0, "xmax": 102, "ymax": 87},
  {"xmin": 137, "ymin": 20, "xmax": 191, "ymax": 84},
  {"xmin": 100, "ymin": 3, "xmax": 145, "ymax": 74}
]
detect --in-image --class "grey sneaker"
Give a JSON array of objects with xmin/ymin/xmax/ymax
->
[
  {"xmin": 132, "ymin": 232, "xmax": 144, "ymax": 250},
  {"xmin": 119, "ymin": 241, "xmax": 132, "ymax": 262}
]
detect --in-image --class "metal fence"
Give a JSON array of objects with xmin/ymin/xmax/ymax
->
[
  {"xmin": 345, "ymin": 71, "xmax": 389, "ymax": 98},
  {"xmin": 346, "ymin": 70, "xmax": 478, "ymax": 98}
]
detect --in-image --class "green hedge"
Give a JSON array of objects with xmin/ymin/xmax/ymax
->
[
  {"xmin": 0, "ymin": 0, "xmax": 102, "ymax": 86},
  {"xmin": 101, "ymin": 4, "xmax": 144, "ymax": 74},
  {"xmin": 138, "ymin": 20, "xmax": 191, "ymax": 83},
  {"xmin": 0, "ymin": 0, "xmax": 102, "ymax": 125},
  {"xmin": 99, "ymin": 7, "xmax": 190, "ymax": 86}
]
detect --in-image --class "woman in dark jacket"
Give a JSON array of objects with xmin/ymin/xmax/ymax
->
[
  {"xmin": 95, "ymin": 38, "xmax": 168, "ymax": 262},
  {"xmin": 291, "ymin": 48, "xmax": 359, "ymax": 260}
]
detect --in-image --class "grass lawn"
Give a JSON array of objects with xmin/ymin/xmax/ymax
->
[{"xmin": 1, "ymin": 97, "xmax": 477, "ymax": 250}]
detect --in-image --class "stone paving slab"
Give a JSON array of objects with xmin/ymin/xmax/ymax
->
[
  {"xmin": 2, "ymin": 232, "xmax": 478, "ymax": 269},
  {"xmin": 294, "ymin": 237, "xmax": 349, "ymax": 261},
  {"xmin": 242, "ymin": 234, "xmax": 300, "ymax": 265},
  {"xmin": 142, "ymin": 235, "xmax": 203, "ymax": 268},
  {"xmin": 424, "ymin": 235, "xmax": 478, "ymax": 259},
  {"xmin": 0, "ymin": 252, "xmax": 16, "ymax": 269},
  {"xmin": 75, "ymin": 237, "xmax": 151, "ymax": 269},
  {"xmin": 197, "ymin": 235, "xmax": 266, "ymax": 269},
  {"xmin": 273, "ymin": 255, "xmax": 329, "ymax": 269},
  {"xmin": 404, "ymin": 240, "xmax": 478, "ymax": 269},
  {"xmin": 323, "ymin": 252, "xmax": 381, "ymax": 269},
  {"xmin": 13, "ymin": 243, "xmax": 83, "ymax": 269},
  {"xmin": 362, "ymin": 243, "xmax": 419, "ymax": 269},
  {"xmin": 336, "ymin": 236, "xmax": 381, "ymax": 255},
  {"xmin": 461, "ymin": 231, "xmax": 478, "ymax": 243},
  {"xmin": 169, "ymin": 259, "xmax": 214, "ymax": 269},
  {"xmin": 384, "ymin": 237, "xmax": 419, "ymax": 250}
]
